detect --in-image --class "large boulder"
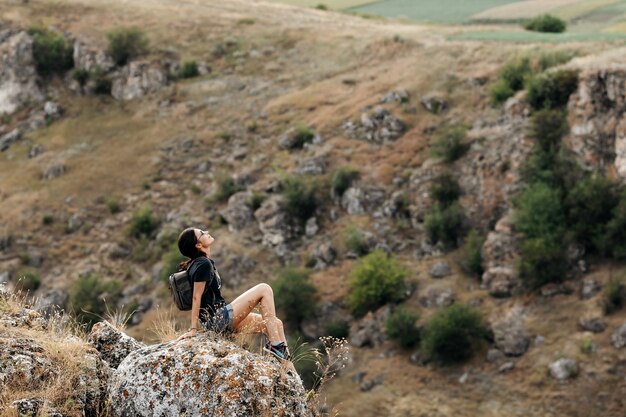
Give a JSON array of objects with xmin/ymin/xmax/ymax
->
[
  {"xmin": 491, "ymin": 307, "xmax": 530, "ymax": 356},
  {"xmin": 349, "ymin": 305, "xmax": 391, "ymax": 348},
  {"xmin": 342, "ymin": 106, "xmax": 406, "ymax": 144},
  {"xmin": 73, "ymin": 39, "xmax": 115, "ymax": 73},
  {"xmin": 220, "ymin": 191, "xmax": 255, "ymax": 232},
  {"xmin": 254, "ymin": 195, "xmax": 294, "ymax": 254},
  {"xmin": 111, "ymin": 61, "xmax": 168, "ymax": 100},
  {"xmin": 88, "ymin": 321, "xmax": 144, "ymax": 368},
  {"xmin": 0, "ymin": 31, "xmax": 44, "ymax": 115},
  {"xmin": 341, "ymin": 185, "xmax": 386, "ymax": 215},
  {"xmin": 612, "ymin": 323, "xmax": 626, "ymax": 348},
  {"xmin": 108, "ymin": 334, "xmax": 313, "ymax": 417},
  {"xmin": 549, "ymin": 357, "xmax": 579, "ymax": 380},
  {"xmin": 481, "ymin": 211, "xmax": 522, "ymax": 298}
]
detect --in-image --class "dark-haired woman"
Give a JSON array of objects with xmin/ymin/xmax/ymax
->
[{"xmin": 175, "ymin": 227, "xmax": 291, "ymax": 362}]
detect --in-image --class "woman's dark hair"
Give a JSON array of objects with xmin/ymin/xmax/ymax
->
[{"xmin": 177, "ymin": 227, "xmax": 205, "ymax": 270}]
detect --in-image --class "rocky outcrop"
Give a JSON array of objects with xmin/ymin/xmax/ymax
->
[
  {"xmin": 567, "ymin": 69, "xmax": 626, "ymax": 177},
  {"xmin": 429, "ymin": 261, "xmax": 451, "ymax": 278},
  {"xmin": 220, "ymin": 191, "xmax": 255, "ymax": 232},
  {"xmin": 481, "ymin": 211, "xmax": 522, "ymax": 298},
  {"xmin": 0, "ymin": 30, "xmax": 43, "ymax": 115},
  {"xmin": 420, "ymin": 93, "xmax": 447, "ymax": 114},
  {"xmin": 108, "ymin": 334, "xmax": 313, "ymax": 417},
  {"xmin": 418, "ymin": 286, "xmax": 455, "ymax": 308},
  {"xmin": 491, "ymin": 307, "xmax": 530, "ymax": 357},
  {"xmin": 549, "ymin": 357, "xmax": 579, "ymax": 380},
  {"xmin": 612, "ymin": 323, "xmax": 626, "ymax": 348},
  {"xmin": 349, "ymin": 305, "xmax": 390, "ymax": 348},
  {"xmin": 111, "ymin": 61, "xmax": 168, "ymax": 100},
  {"xmin": 73, "ymin": 39, "xmax": 115, "ymax": 73},
  {"xmin": 341, "ymin": 185, "xmax": 386, "ymax": 215},
  {"xmin": 254, "ymin": 195, "xmax": 294, "ymax": 255},
  {"xmin": 342, "ymin": 106, "xmax": 406, "ymax": 144},
  {"xmin": 88, "ymin": 321, "xmax": 144, "ymax": 368}
]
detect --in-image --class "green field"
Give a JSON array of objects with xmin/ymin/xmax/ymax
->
[
  {"xmin": 450, "ymin": 30, "xmax": 626, "ymax": 42},
  {"xmin": 347, "ymin": 0, "xmax": 524, "ymax": 23}
]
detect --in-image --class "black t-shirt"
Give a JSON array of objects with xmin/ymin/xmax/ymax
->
[{"xmin": 187, "ymin": 257, "xmax": 226, "ymax": 322}]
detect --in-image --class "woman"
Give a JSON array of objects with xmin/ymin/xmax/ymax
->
[{"xmin": 175, "ymin": 227, "xmax": 291, "ymax": 362}]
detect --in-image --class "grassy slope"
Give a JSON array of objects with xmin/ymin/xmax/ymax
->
[{"xmin": 1, "ymin": 0, "xmax": 626, "ymax": 416}]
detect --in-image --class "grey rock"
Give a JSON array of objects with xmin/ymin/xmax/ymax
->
[
  {"xmin": 581, "ymin": 278, "xmax": 602, "ymax": 299},
  {"xmin": 429, "ymin": 261, "xmax": 451, "ymax": 278},
  {"xmin": 309, "ymin": 240, "xmax": 337, "ymax": 270},
  {"xmin": 43, "ymin": 101, "xmax": 62, "ymax": 119},
  {"xmin": 111, "ymin": 61, "xmax": 168, "ymax": 100},
  {"xmin": 491, "ymin": 308, "xmax": 530, "ymax": 356},
  {"xmin": 35, "ymin": 289, "xmax": 69, "ymax": 316},
  {"xmin": 611, "ymin": 323, "xmax": 626, "ymax": 348},
  {"xmin": 277, "ymin": 126, "xmax": 318, "ymax": 150},
  {"xmin": 296, "ymin": 155, "xmax": 326, "ymax": 175},
  {"xmin": 28, "ymin": 144, "xmax": 44, "ymax": 158},
  {"xmin": 108, "ymin": 333, "xmax": 312, "ymax": 417},
  {"xmin": 67, "ymin": 213, "xmax": 83, "ymax": 233},
  {"xmin": 498, "ymin": 362, "xmax": 515, "ymax": 373},
  {"xmin": 42, "ymin": 162, "xmax": 66, "ymax": 180},
  {"xmin": 341, "ymin": 186, "xmax": 386, "ymax": 215},
  {"xmin": 88, "ymin": 321, "xmax": 144, "ymax": 369},
  {"xmin": 73, "ymin": 39, "xmax": 115, "ymax": 73},
  {"xmin": 0, "ymin": 129, "xmax": 21, "ymax": 152},
  {"xmin": 305, "ymin": 216, "xmax": 319, "ymax": 237},
  {"xmin": 381, "ymin": 191, "xmax": 409, "ymax": 218},
  {"xmin": 380, "ymin": 89, "xmax": 409, "ymax": 104},
  {"xmin": 109, "ymin": 243, "xmax": 130, "ymax": 259},
  {"xmin": 549, "ymin": 358, "xmax": 579, "ymax": 380},
  {"xmin": 360, "ymin": 374, "xmax": 384, "ymax": 392},
  {"xmin": 419, "ymin": 286, "xmax": 455, "ymax": 308},
  {"xmin": 578, "ymin": 316, "xmax": 607, "ymax": 333},
  {"xmin": 254, "ymin": 195, "xmax": 294, "ymax": 252},
  {"xmin": 343, "ymin": 106, "xmax": 406, "ymax": 143},
  {"xmin": 220, "ymin": 191, "xmax": 254, "ymax": 232},
  {"xmin": 0, "ymin": 271, "xmax": 9, "ymax": 283},
  {"xmin": 486, "ymin": 348, "xmax": 505, "ymax": 363},
  {"xmin": 349, "ymin": 305, "xmax": 391, "ymax": 348},
  {"xmin": 420, "ymin": 94, "xmax": 448, "ymax": 114}
]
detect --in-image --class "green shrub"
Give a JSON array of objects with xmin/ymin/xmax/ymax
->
[
  {"xmin": 425, "ymin": 203, "xmax": 463, "ymax": 249},
  {"xmin": 522, "ymin": 147, "xmax": 581, "ymax": 193},
  {"xmin": 15, "ymin": 271, "xmax": 41, "ymax": 292},
  {"xmin": 315, "ymin": 3, "xmax": 328, "ymax": 10},
  {"xmin": 514, "ymin": 182, "xmax": 565, "ymax": 240},
  {"xmin": 430, "ymin": 172, "xmax": 461, "ymax": 207},
  {"xmin": 347, "ymin": 250, "xmax": 407, "ymax": 317},
  {"xmin": 248, "ymin": 192, "xmax": 266, "ymax": 211},
  {"xmin": 160, "ymin": 244, "xmax": 186, "ymax": 283},
  {"xmin": 489, "ymin": 79, "xmax": 515, "ymax": 106},
  {"xmin": 422, "ymin": 304, "xmax": 486, "ymax": 364},
  {"xmin": 601, "ymin": 191, "xmax": 626, "ymax": 259},
  {"xmin": 565, "ymin": 175, "xmax": 618, "ymax": 253},
  {"xmin": 180, "ymin": 60, "xmax": 199, "ymax": 78},
  {"xmin": 330, "ymin": 166, "xmax": 359, "ymax": 198},
  {"xmin": 213, "ymin": 172, "xmax": 245, "ymax": 203},
  {"xmin": 500, "ymin": 56, "xmax": 532, "ymax": 91},
  {"xmin": 430, "ymin": 125, "xmax": 468, "ymax": 163},
  {"xmin": 281, "ymin": 175, "xmax": 318, "ymax": 224},
  {"xmin": 325, "ymin": 320, "xmax": 349, "ymax": 338},
  {"xmin": 530, "ymin": 108, "xmax": 568, "ymax": 153},
  {"xmin": 105, "ymin": 196, "xmax": 121, "ymax": 214},
  {"xmin": 274, "ymin": 268, "xmax": 318, "ymax": 330},
  {"xmin": 42, "ymin": 214, "xmax": 54, "ymax": 225},
  {"xmin": 69, "ymin": 274, "xmax": 122, "ymax": 326},
  {"xmin": 72, "ymin": 68, "xmax": 90, "ymax": 86},
  {"xmin": 385, "ymin": 307, "xmax": 420, "ymax": 349},
  {"xmin": 28, "ymin": 27, "xmax": 74, "ymax": 76},
  {"xmin": 603, "ymin": 276, "xmax": 626, "ymax": 315},
  {"xmin": 128, "ymin": 207, "xmax": 159, "ymax": 239},
  {"xmin": 292, "ymin": 124, "xmax": 316, "ymax": 149},
  {"xmin": 526, "ymin": 70, "xmax": 579, "ymax": 111},
  {"xmin": 524, "ymin": 14, "xmax": 567, "ymax": 33},
  {"xmin": 580, "ymin": 338, "xmax": 595, "ymax": 355},
  {"xmin": 518, "ymin": 236, "xmax": 568, "ymax": 289},
  {"xmin": 463, "ymin": 229, "xmax": 485, "ymax": 277},
  {"xmin": 107, "ymin": 27, "xmax": 149, "ymax": 66},
  {"xmin": 92, "ymin": 67, "xmax": 113, "ymax": 95},
  {"xmin": 343, "ymin": 224, "xmax": 369, "ymax": 256}
]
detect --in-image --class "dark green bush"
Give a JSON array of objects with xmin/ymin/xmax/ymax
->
[
  {"xmin": 72, "ymin": 68, "xmax": 90, "ymax": 86},
  {"xmin": 601, "ymin": 191, "xmax": 626, "ymax": 259},
  {"xmin": 281, "ymin": 175, "xmax": 318, "ymax": 224},
  {"xmin": 518, "ymin": 236, "xmax": 568, "ymax": 289},
  {"xmin": 565, "ymin": 175, "xmax": 618, "ymax": 253},
  {"xmin": 430, "ymin": 125, "xmax": 468, "ymax": 163},
  {"xmin": 425, "ymin": 203, "xmax": 463, "ymax": 249},
  {"xmin": 160, "ymin": 244, "xmax": 186, "ymax": 283},
  {"xmin": 292, "ymin": 124, "xmax": 316, "ymax": 149},
  {"xmin": 180, "ymin": 61, "xmax": 199, "ymax": 78},
  {"xmin": 514, "ymin": 182, "xmax": 565, "ymax": 240},
  {"xmin": 524, "ymin": 14, "xmax": 567, "ymax": 33},
  {"xmin": 92, "ymin": 67, "xmax": 113, "ymax": 95},
  {"xmin": 28, "ymin": 27, "xmax": 74, "ymax": 76},
  {"xmin": 522, "ymin": 147, "xmax": 582, "ymax": 193},
  {"xmin": 489, "ymin": 79, "xmax": 515, "ymax": 106},
  {"xmin": 421, "ymin": 304, "xmax": 487, "ymax": 364},
  {"xmin": 501, "ymin": 56, "xmax": 532, "ymax": 91},
  {"xmin": 128, "ymin": 207, "xmax": 159, "ymax": 239},
  {"xmin": 274, "ymin": 268, "xmax": 318, "ymax": 330},
  {"xmin": 463, "ymin": 229, "xmax": 486, "ymax": 277},
  {"xmin": 42, "ymin": 214, "xmax": 54, "ymax": 225},
  {"xmin": 530, "ymin": 108, "xmax": 568, "ymax": 154},
  {"xmin": 330, "ymin": 166, "xmax": 359, "ymax": 198},
  {"xmin": 69, "ymin": 274, "xmax": 122, "ymax": 327},
  {"xmin": 343, "ymin": 224, "xmax": 369, "ymax": 256},
  {"xmin": 430, "ymin": 172, "xmax": 461, "ymax": 207},
  {"xmin": 16, "ymin": 271, "xmax": 41, "ymax": 292},
  {"xmin": 325, "ymin": 320, "xmax": 349, "ymax": 338},
  {"xmin": 385, "ymin": 307, "xmax": 420, "ymax": 349},
  {"xmin": 213, "ymin": 172, "xmax": 245, "ymax": 203},
  {"xmin": 105, "ymin": 196, "xmax": 121, "ymax": 214},
  {"xmin": 348, "ymin": 250, "xmax": 407, "ymax": 317},
  {"xmin": 603, "ymin": 276, "xmax": 626, "ymax": 315},
  {"xmin": 526, "ymin": 70, "xmax": 579, "ymax": 111},
  {"xmin": 107, "ymin": 27, "xmax": 149, "ymax": 66}
]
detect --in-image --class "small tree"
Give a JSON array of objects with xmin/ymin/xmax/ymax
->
[
  {"xmin": 347, "ymin": 250, "xmax": 407, "ymax": 317},
  {"xmin": 274, "ymin": 268, "xmax": 318, "ymax": 330},
  {"xmin": 281, "ymin": 175, "xmax": 318, "ymax": 225},
  {"xmin": 386, "ymin": 307, "xmax": 420, "ymax": 349},
  {"xmin": 430, "ymin": 172, "xmax": 461, "ymax": 207},
  {"xmin": 28, "ymin": 27, "xmax": 74, "ymax": 76},
  {"xmin": 523, "ymin": 14, "xmax": 567, "ymax": 33},
  {"xmin": 107, "ymin": 27, "xmax": 149, "ymax": 66},
  {"xmin": 514, "ymin": 182, "xmax": 565, "ymax": 240},
  {"xmin": 463, "ymin": 229, "xmax": 486, "ymax": 277},
  {"xmin": 425, "ymin": 203, "xmax": 463, "ymax": 249},
  {"xmin": 421, "ymin": 304, "xmax": 487, "ymax": 364},
  {"xmin": 518, "ymin": 237, "xmax": 568, "ymax": 289}
]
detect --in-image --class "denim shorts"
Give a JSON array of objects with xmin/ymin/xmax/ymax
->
[{"xmin": 201, "ymin": 304, "xmax": 234, "ymax": 333}]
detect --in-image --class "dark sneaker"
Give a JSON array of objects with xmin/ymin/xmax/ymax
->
[{"xmin": 264, "ymin": 342, "xmax": 291, "ymax": 361}]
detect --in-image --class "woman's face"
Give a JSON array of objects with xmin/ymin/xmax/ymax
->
[{"xmin": 194, "ymin": 228, "xmax": 215, "ymax": 252}]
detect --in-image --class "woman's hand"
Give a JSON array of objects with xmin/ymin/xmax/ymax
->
[{"xmin": 175, "ymin": 328, "xmax": 197, "ymax": 342}]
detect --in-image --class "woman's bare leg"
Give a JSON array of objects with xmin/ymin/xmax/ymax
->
[
  {"xmin": 230, "ymin": 284, "xmax": 282, "ymax": 343},
  {"xmin": 235, "ymin": 312, "xmax": 287, "ymax": 344}
]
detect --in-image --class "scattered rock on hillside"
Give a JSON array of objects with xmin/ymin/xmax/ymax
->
[
  {"xmin": 254, "ymin": 195, "xmax": 294, "ymax": 255},
  {"xmin": 10, "ymin": 399, "xmax": 63, "ymax": 417},
  {"xmin": 296, "ymin": 155, "xmax": 327, "ymax": 175},
  {"xmin": 342, "ymin": 106, "xmax": 406, "ymax": 144},
  {"xmin": 108, "ymin": 333, "xmax": 313, "ymax": 417},
  {"xmin": 301, "ymin": 301, "xmax": 348, "ymax": 339},
  {"xmin": 481, "ymin": 211, "xmax": 521, "ymax": 298},
  {"xmin": 220, "ymin": 191, "xmax": 254, "ymax": 232},
  {"xmin": 0, "ymin": 129, "xmax": 22, "ymax": 152},
  {"xmin": 35, "ymin": 288, "xmax": 69, "ymax": 316},
  {"xmin": 341, "ymin": 185, "xmax": 386, "ymax": 215},
  {"xmin": 418, "ymin": 286, "xmax": 455, "ymax": 308},
  {"xmin": 28, "ymin": 144, "xmax": 45, "ymax": 158},
  {"xmin": 73, "ymin": 39, "xmax": 115, "ymax": 73},
  {"xmin": 88, "ymin": 321, "xmax": 144, "ymax": 369},
  {"xmin": 360, "ymin": 374, "xmax": 385, "ymax": 391},
  {"xmin": 309, "ymin": 240, "xmax": 337, "ymax": 270},
  {"xmin": 111, "ymin": 61, "xmax": 168, "ymax": 100},
  {"xmin": 41, "ymin": 161, "xmax": 66, "ymax": 180},
  {"xmin": 43, "ymin": 101, "xmax": 62, "ymax": 120},
  {"xmin": 491, "ymin": 308, "xmax": 530, "ymax": 357},
  {"xmin": 578, "ymin": 315, "xmax": 607, "ymax": 333},
  {"xmin": 420, "ymin": 93, "xmax": 447, "ymax": 114},
  {"xmin": 549, "ymin": 358, "xmax": 579, "ymax": 380},
  {"xmin": 581, "ymin": 278, "xmax": 602, "ymax": 299},
  {"xmin": 429, "ymin": 261, "xmax": 451, "ymax": 278},
  {"xmin": 277, "ymin": 126, "xmax": 320, "ymax": 150},
  {"xmin": 0, "ymin": 31, "xmax": 44, "ymax": 115},
  {"xmin": 380, "ymin": 89, "xmax": 409, "ymax": 104},
  {"xmin": 612, "ymin": 323, "xmax": 626, "ymax": 348},
  {"xmin": 380, "ymin": 190, "xmax": 409, "ymax": 219},
  {"xmin": 349, "ymin": 305, "xmax": 391, "ymax": 348}
]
